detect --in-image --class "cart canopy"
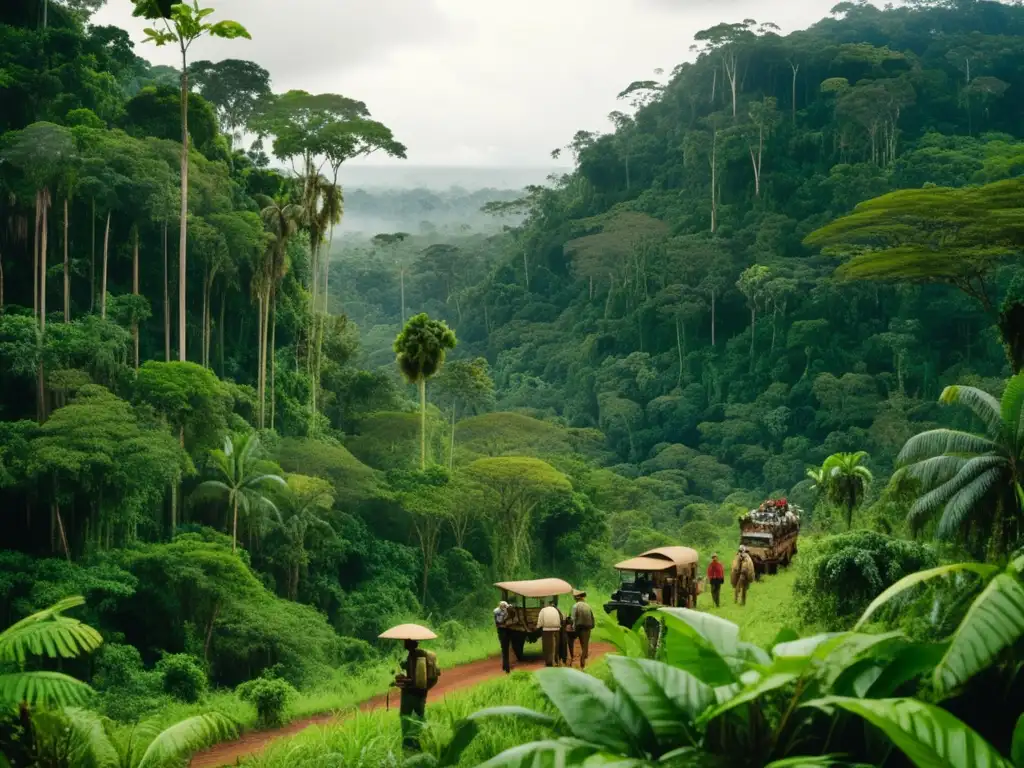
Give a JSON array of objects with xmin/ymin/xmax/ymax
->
[{"xmin": 495, "ymin": 578, "xmax": 573, "ymax": 598}]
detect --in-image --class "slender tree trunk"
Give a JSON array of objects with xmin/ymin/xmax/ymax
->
[
  {"xmin": 270, "ymin": 297, "xmax": 277, "ymax": 432},
  {"xmin": 90, "ymin": 198, "xmax": 95, "ymax": 313},
  {"xmin": 219, "ymin": 291, "xmax": 226, "ymax": 375},
  {"xmin": 749, "ymin": 306, "xmax": 756, "ymax": 369},
  {"xmin": 100, "ymin": 211, "xmax": 110, "ymax": 319},
  {"xmin": 33, "ymin": 191, "xmax": 40, "ymax": 322},
  {"xmin": 40, "ymin": 188, "xmax": 48, "ymax": 332},
  {"xmin": 710, "ymin": 289, "xmax": 716, "ymax": 347},
  {"xmin": 790, "ymin": 62, "xmax": 798, "ymax": 125},
  {"xmin": 419, "ymin": 378, "xmax": 427, "ymax": 470},
  {"xmin": 201, "ymin": 263, "xmax": 209, "ymax": 367},
  {"xmin": 710, "ymin": 130, "xmax": 718, "ymax": 233},
  {"xmin": 170, "ymin": 482, "xmax": 177, "ymax": 538},
  {"xmin": 0, "ymin": 246, "xmax": 4, "ymax": 312},
  {"xmin": 178, "ymin": 48, "xmax": 189, "ymax": 363},
  {"xmin": 163, "ymin": 222, "xmax": 170, "ymax": 361},
  {"xmin": 400, "ymin": 266, "xmax": 406, "ymax": 324},
  {"xmin": 203, "ymin": 601, "xmax": 220, "ymax": 662},
  {"xmin": 231, "ymin": 496, "xmax": 238, "ymax": 553},
  {"xmin": 675, "ymin": 319, "xmax": 684, "ymax": 387},
  {"xmin": 257, "ymin": 293, "xmax": 266, "ymax": 429},
  {"xmin": 522, "ymin": 250, "xmax": 530, "ymax": 291},
  {"xmin": 63, "ymin": 197, "xmax": 69, "ymax": 323},
  {"xmin": 449, "ymin": 406, "xmax": 457, "ymax": 470},
  {"xmin": 133, "ymin": 226, "xmax": 140, "ymax": 368},
  {"xmin": 55, "ymin": 503, "xmax": 70, "ymax": 562}
]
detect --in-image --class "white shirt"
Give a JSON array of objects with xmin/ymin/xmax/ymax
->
[{"xmin": 536, "ymin": 605, "xmax": 561, "ymax": 631}]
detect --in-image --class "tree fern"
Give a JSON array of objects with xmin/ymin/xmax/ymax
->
[{"xmin": 0, "ymin": 670, "xmax": 94, "ymax": 709}]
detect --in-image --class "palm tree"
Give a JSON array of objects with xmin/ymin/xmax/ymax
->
[
  {"xmin": 895, "ymin": 373, "xmax": 1024, "ymax": 557},
  {"xmin": 0, "ymin": 596, "xmax": 101, "ymax": 715},
  {"xmin": 257, "ymin": 194, "xmax": 301, "ymax": 430},
  {"xmin": 192, "ymin": 433, "xmax": 285, "ymax": 553},
  {"xmin": 30, "ymin": 706, "xmax": 236, "ymax": 768},
  {"xmin": 274, "ymin": 476, "xmax": 333, "ymax": 600},
  {"xmin": 822, "ymin": 451, "xmax": 873, "ymax": 529},
  {"xmin": 394, "ymin": 313, "xmax": 457, "ymax": 470},
  {"xmin": 311, "ymin": 181, "xmax": 343, "ymax": 433}
]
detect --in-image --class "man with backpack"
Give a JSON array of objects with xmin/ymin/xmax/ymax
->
[
  {"xmin": 569, "ymin": 590, "xmax": 595, "ymax": 669},
  {"xmin": 395, "ymin": 638, "xmax": 440, "ymax": 750}
]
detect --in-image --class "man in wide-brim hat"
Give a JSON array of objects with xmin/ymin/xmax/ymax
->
[
  {"xmin": 379, "ymin": 624, "xmax": 439, "ymax": 751},
  {"xmin": 569, "ymin": 589, "xmax": 595, "ymax": 669}
]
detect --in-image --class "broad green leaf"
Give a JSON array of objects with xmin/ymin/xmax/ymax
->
[
  {"xmin": 771, "ymin": 628, "xmax": 800, "ymax": 647},
  {"xmin": 1011, "ymin": 713, "xmax": 1024, "ymax": 768},
  {"xmin": 698, "ymin": 673, "xmax": 798, "ymax": 725},
  {"xmin": 606, "ymin": 656, "xmax": 713, "ymax": 750},
  {"xmin": 656, "ymin": 612, "xmax": 736, "ymax": 685},
  {"xmin": 440, "ymin": 707, "xmax": 558, "ymax": 767},
  {"xmin": 818, "ymin": 632, "xmax": 908, "ymax": 691},
  {"xmin": 534, "ymin": 668, "xmax": 635, "ymax": 755},
  {"xmin": 136, "ymin": 712, "xmax": 237, "ymax": 768},
  {"xmin": 657, "ymin": 608, "xmax": 738, "ymax": 657},
  {"xmin": 866, "ymin": 643, "xmax": 948, "ymax": 698},
  {"xmin": 935, "ymin": 573, "xmax": 1024, "ymax": 694},
  {"xmin": 766, "ymin": 758, "xmax": 873, "ymax": 768},
  {"xmin": 477, "ymin": 738, "xmax": 621, "ymax": 767},
  {"xmin": 855, "ymin": 564, "xmax": 999, "ymax": 630},
  {"xmin": 773, "ymin": 632, "xmax": 847, "ymax": 659},
  {"xmin": 804, "ymin": 696, "xmax": 1012, "ymax": 768},
  {"xmin": 736, "ymin": 641, "xmax": 772, "ymax": 668}
]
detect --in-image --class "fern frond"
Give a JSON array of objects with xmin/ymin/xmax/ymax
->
[
  {"xmin": 940, "ymin": 384, "xmax": 1003, "ymax": 439},
  {"xmin": 0, "ymin": 597, "xmax": 102, "ymax": 663},
  {"xmin": 905, "ymin": 455, "xmax": 968, "ymax": 490},
  {"xmin": 135, "ymin": 712, "xmax": 238, "ymax": 768},
  {"xmin": 910, "ymin": 456, "xmax": 1006, "ymax": 518},
  {"xmin": 0, "ymin": 671, "xmax": 95, "ymax": 709},
  {"xmin": 61, "ymin": 707, "xmax": 119, "ymax": 768}
]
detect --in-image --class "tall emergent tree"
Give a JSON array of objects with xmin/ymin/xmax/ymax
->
[
  {"xmin": 821, "ymin": 451, "xmax": 874, "ymax": 529},
  {"xmin": 133, "ymin": 0, "xmax": 251, "ymax": 362},
  {"xmin": 393, "ymin": 313, "xmax": 457, "ymax": 470}
]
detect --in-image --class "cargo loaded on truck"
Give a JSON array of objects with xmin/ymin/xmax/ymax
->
[{"xmin": 739, "ymin": 498, "xmax": 800, "ymax": 577}]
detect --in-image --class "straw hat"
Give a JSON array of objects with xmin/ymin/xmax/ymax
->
[
  {"xmin": 573, "ymin": 589, "xmax": 587, "ymax": 598},
  {"xmin": 378, "ymin": 623, "xmax": 437, "ymax": 641}
]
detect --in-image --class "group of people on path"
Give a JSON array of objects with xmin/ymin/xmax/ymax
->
[
  {"xmin": 704, "ymin": 547, "xmax": 756, "ymax": 607},
  {"xmin": 493, "ymin": 589, "xmax": 596, "ymax": 673}
]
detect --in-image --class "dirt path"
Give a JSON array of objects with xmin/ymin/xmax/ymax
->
[{"xmin": 189, "ymin": 643, "xmax": 614, "ymax": 768}]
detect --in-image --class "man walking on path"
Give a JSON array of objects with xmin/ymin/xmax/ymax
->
[
  {"xmin": 731, "ymin": 546, "xmax": 755, "ymax": 606},
  {"xmin": 569, "ymin": 590, "xmax": 595, "ymax": 669},
  {"xmin": 493, "ymin": 600, "xmax": 512, "ymax": 673},
  {"xmin": 395, "ymin": 638, "xmax": 440, "ymax": 751},
  {"xmin": 706, "ymin": 554, "xmax": 725, "ymax": 607},
  {"xmin": 536, "ymin": 599, "xmax": 562, "ymax": 667}
]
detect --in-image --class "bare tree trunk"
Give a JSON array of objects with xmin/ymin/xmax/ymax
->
[
  {"xmin": 400, "ymin": 266, "xmax": 406, "ymax": 324},
  {"xmin": 133, "ymin": 226, "xmax": 140, "ymax": 368},
  {"xmin": 178, "ymin": 48, "xmax": 190, "ymax": 362},
  {"xmin": 218, "ymin": 291, "xmax": 226, "ymax": 374},
  {"xmin": 100, "ymin": 211, "xmax": 110, "ymax": 319},
  {"xmin": 163, "ymin": 222, "xmax": 170, "ymax": 361},
  {"xmin": 33, "ymin": 194, "xmax": 40, "ymax": 322},
  {"xmin": 790, "ymin": 62, "xmax": 799, "ymax": 125},
  {"xmin": 749, "ymin": 306, "xmax": 756, "ymax": 369},
  {"xmin": 419, "ymin": 378, "xmax": 427, "ymax": 470},
  {"xmin": 522, "ymin": 250, "xmax": 530, "ymax": 291},
  {"xmin": 710, "ymin": 130, "xmax": 718, "ymax": 233},
  {"xmin": 90, "ymin": 198, "xmax": 95, "ymax": 313},
  {"xmin": 231, "ymin": 496, "xmax": 238, "ymax": 553},
  {"xmin": 201, "ymin": 263, "xmax": 209, "ymax": 367},
  {"xmin": 63, "ymin": 197, "xmax": 69, "ymax": 322},
  {"xmin": 40, "ymin": 188, "xmax": 48, "ymax": 332},
  {"xmin": 203, "ymin": 601, "xmax": 220, "ymax": 662},
  {"xmin": 270, "ymin": 297, "xmax": 277, "ymax": 432},
  {"xmin": 711, "ymin": 289, "xmax": 716, "ymax": 347},
  {"xmin": 257, "ymin": 293, "xmax": 266, "ymax": 429}
]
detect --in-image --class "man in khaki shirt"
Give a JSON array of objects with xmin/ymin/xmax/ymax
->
[
  {"xmin": 569, "ymin": 590, "xmax": 595, "ymax": 669},
  {"xmin": 536, "ymin": 599, "xmax": 562, "ymax": 667}
]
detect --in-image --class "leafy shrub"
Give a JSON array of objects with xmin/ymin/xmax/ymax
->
[
  {"xmin": 794, "ymin": 531, "xmax": 937, "ymax": 629},
  {"xmin": 678, "ymin": 520, "xmax": 720, "ymax": 549},
  {"xmin": 93, "ymin": 643, "xmax": 145, "ymax": 690},
  {"xmin": 236, "ymin": 676, "xmax": 296, "ymax": 728},
  {"xmin": 156, "ymin": 653, "xmax": 207, "ymax": 702},
  {"xmin": 437, "ymin": 619, "xmax": 467, "ymax": 651}
]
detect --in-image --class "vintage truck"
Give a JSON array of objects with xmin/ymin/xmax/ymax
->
[
  {"xmin": 494, "ymin": 578, "xmax": 574, "ymax": 661},
  {"xmin": 739, "ymin": 499, "xmax": 801, "ymax": 576},
  {"xmin": 603, "ymin": 546, "xmax": 700, "ymax": 629}
]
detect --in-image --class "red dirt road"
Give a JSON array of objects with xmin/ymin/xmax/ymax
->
[{"xmin": 189, "ymin": 643, "xmax": 613, "ymax": 768}]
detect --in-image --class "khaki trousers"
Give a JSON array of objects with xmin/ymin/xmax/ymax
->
[
  {"xmin": 575, "ymin": 628, "xmax": 592, "ymax": 668},
  {"xmin": 542, "ymin": 630, "xmax": 558, "ymax": 667}
]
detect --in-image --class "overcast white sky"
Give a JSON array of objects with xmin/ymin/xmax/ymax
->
[{"xmin": 94, "ymin": 0, "xmax": 840, "ymax": 167}]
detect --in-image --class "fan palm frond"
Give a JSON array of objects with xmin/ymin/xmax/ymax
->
[
  {"xmin": 0, "ymin": 671, "xmax": 94, "ymax": 709},
  {"xmin": 939, "ymin": 384, "xmax": 1003, "ymax": 439}
]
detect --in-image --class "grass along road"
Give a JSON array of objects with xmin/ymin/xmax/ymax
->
[{"xmin": 189, "ymin": 643, "xmax": 614, "ymax": 767}]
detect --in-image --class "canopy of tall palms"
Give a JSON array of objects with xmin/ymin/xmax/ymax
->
[
  {"xmin": 895, "ymin": 374, "xmax": 1024, "ymax": 557},
  {"xmin": 394, "ymin": 313, "xmax": 457, "ymax": 470},
  {"xmin": 192, "ymin": 432, "xmax": 285, "ymax": 552},
  {"xmin": 273, "ymin": 475, "xmax": 333, "ymax": 600},
  {"xmin": 822, "ymin": 451, "xmax": 874, "ymax": 529}
]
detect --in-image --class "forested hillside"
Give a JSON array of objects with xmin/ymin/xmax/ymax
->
[
  {"xmin": 3, "ymin": 0, "xmax": 1024, "ymax": 764},
  {"xmin": 340, "ymin": 0, "xmax": 1024, "ymax": 513}
]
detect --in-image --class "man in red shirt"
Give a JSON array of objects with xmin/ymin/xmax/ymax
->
[{"xmin": 706, "ymin": 553, "xmax": 725, "ymax": 607}]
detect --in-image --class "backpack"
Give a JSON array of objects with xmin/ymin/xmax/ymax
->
[{"xmin": 413, "ymin": 651, "xmax": 440, "ymax": 691}]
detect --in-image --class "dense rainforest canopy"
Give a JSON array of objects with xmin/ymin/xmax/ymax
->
[{"xmin": 3, "ymin": 0, "xmax": 1024, "ymax": 764}]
